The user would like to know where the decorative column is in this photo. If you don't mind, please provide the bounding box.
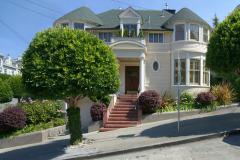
[139,53,145,93]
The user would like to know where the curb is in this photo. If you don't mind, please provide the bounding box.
[67,129,240,160]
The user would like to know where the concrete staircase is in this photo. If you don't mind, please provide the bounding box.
[100,94,139,132]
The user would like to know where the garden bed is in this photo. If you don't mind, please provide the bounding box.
[0,125,66,149]
[142,103,239,124]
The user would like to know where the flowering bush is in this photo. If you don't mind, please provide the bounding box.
[0,107,26,133]
[195,92,216,105]
[137,90,162,114]
[90,103,106,121]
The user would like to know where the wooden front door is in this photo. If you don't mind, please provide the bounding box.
[125,66,139,93]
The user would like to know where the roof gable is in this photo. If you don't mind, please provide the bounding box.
[119,7,141,18]
[55,7,103,25]
[163,8,210,28]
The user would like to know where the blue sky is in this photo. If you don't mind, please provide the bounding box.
[0,0,239,58]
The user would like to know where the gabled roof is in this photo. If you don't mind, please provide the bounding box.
[96,9,173,30]
[163,8,210,28]
[55,7,103,25]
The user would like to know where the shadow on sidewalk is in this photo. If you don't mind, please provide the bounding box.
[0,138,69,160]
[223,135,240,147]
[139,113,240,138]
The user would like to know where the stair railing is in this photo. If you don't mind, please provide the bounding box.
[103,94,117,127]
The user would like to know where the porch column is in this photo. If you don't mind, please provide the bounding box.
[139,53,145,93]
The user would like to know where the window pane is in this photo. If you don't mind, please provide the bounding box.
[99,32,112,42]
[124,24,137,37]
[174,59,186,85]
[159,33,163,43]
[175,24,185,41]
[149,33,154,43]
[74,23,84,29]
[189,59,200,85]
[203,28,208,43]
[154,34,158,43]
[190,24,199,41]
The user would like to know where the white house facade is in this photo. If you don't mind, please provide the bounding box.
[0,54,21,76]
[54,7,211,98]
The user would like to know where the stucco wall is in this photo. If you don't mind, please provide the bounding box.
[144,53,171,95]
[76,97,94,132]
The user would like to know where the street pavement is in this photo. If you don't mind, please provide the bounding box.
[0,106,240,160]
[95,134,240,160]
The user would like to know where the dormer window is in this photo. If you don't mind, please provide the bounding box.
[190,24,199,41]
[61,23,69,28]
[175,24,185,41]
[74,23,84,30]
[123,24,137,37]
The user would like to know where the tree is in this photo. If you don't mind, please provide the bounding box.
[212,14,219,28]
[0,78,13,103]
[22,27,120,144]
[7,75,25,102]
[206,9,240,74]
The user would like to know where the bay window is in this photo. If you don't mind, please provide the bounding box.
[189,59,200,85]
[123,24,137,37]
[174,59,186,85]
[190,24,199,41]
[175,24,185,41]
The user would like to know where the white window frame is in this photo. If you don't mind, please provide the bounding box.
[174,59,186,85]
[189,59,201,85]
[189,24,200,41]
[152,60,160,72]
[203,60,210,86]
[148,32,164,43]
[203,27,209,43]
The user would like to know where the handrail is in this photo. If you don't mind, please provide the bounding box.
[103,94,117,127]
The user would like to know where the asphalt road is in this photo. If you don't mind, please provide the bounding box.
[94,135,240,160]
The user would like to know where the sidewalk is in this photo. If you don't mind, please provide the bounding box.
[0,106,240,160]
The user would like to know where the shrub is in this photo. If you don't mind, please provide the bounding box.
[90,103,106,121]
[180,92,194,104]
[211,82,236,105]
[90,95,111,106]
[0,73,11,81]
[20,100,62,125]
[7,76,25,102]
[195,92,216,105]
[0,107,26,133]
[0,78,13,103]
[137,90,162,114]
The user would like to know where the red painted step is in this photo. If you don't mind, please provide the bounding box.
[106,121,138,124]
[104,124,135,128]
[108,117,138,121]
[109,113,137,118]
[99,128,117,132]
[111,108,136,111]
[111,110,137,114]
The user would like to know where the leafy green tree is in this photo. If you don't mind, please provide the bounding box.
[206,8,240,99]
[212,14,219,28]
[7,75,25,102]
[207,9,240,74]
[0,78,13,103]
[22,27,120,144]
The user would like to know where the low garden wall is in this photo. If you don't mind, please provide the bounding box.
[0,125,66,149]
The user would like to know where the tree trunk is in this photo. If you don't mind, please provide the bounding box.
[66,96,82,145]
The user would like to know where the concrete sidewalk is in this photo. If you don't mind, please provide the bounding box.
[0,106,240,160]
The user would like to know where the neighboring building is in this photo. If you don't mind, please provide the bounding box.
[0,54,21,75]
[54,6,211,97]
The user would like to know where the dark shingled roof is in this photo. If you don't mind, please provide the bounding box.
[163,8,211,28]
[96,9,173,30]
[55,7,103,25]
[55,7,210,30]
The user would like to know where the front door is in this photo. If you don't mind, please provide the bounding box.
[125,66,139,93]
